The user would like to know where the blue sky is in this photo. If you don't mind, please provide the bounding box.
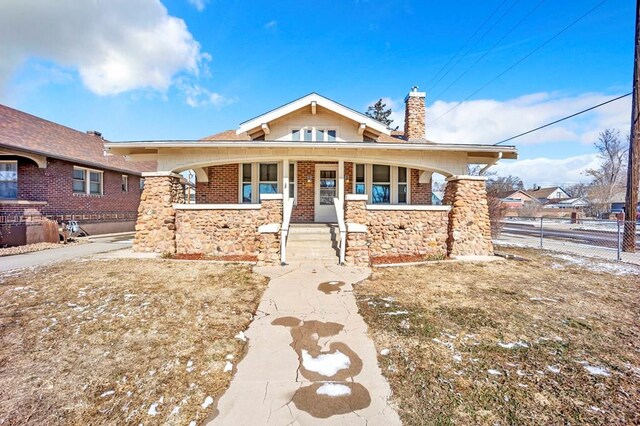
[0,0,635,186]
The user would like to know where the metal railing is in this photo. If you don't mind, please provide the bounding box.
[333,198,346,265]
[497,216,640,264]
[280,198,295,265]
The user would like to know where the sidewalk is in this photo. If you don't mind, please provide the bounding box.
[209,261,401,425]
[0,236,135,273]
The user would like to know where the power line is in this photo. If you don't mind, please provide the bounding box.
[428,0,520,92]
[433,0,547,101]
[493,92,632,145]
[427,0,609,127]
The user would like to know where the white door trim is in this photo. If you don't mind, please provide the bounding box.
[314,164,338,223]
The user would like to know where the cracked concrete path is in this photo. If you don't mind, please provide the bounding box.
[208,261,401,425]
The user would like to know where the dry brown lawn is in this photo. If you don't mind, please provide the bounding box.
[0,259,268,425]
[354,247,640,425]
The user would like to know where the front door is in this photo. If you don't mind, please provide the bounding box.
[314,164,338,222]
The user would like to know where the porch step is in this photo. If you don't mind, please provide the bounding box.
[285,223,339,263]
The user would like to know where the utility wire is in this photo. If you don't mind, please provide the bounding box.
[433,0,547,101]
[429,0,521,92]
[428,0,609,127]
[494,92,631,145]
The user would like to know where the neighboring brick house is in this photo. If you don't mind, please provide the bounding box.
[107,88,518,265]
[0,104,155,246]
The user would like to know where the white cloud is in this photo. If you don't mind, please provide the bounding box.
[264,20,278,30]
[188,0,208,11]
[491,153,601,186]
[0,0,205,96]
[425,92,631,145]
[177,80,236,108]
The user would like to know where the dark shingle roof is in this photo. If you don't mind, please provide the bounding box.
[0,104,155,174]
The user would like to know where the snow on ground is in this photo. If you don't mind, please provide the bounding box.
[498,341,529,349]
[380,349,390,356]
[316,382,352,397]
[552,253,640,275]
[583,365,611,377]
[301,350,351,377]
[382,310,409,316]
[201,396,214,409]
[234,331,246,341]
[487,369,503,376]
[224,361,233,372]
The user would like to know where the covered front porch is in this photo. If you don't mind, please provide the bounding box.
[107,140,515,265]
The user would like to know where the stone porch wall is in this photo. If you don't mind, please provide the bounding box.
[133,173,185,254]
[174,198,282,265]
[344,175,493,265]
[443,176,493,257]
[344,195,449,265]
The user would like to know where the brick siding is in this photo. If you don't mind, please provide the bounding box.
[1,157,143,225]
[410,169,432,205]
[196,164,239,204]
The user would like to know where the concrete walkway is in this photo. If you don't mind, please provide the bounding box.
[0,235,135,273]
[209,261,401,425]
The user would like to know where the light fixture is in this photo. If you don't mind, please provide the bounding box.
[345,174,350,183]
[306,175,313,183]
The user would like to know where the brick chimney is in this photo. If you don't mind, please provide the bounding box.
[404,86,426,140]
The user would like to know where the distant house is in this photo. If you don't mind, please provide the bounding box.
[528,186,570,202]
[499,189,539,209]
[0,104,155,246]
[544,197,590,209]
[432,191,444,206]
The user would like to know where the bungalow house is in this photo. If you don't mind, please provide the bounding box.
[528,186,570,203]
[106,88,518,265]
[499,189,540,209]
[0,104,155,246]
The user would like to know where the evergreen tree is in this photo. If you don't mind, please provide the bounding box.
[365,98,395,128]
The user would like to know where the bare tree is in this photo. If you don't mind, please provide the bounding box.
[585,129,628,214]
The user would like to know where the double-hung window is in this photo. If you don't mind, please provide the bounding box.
[259,163,278,197]
[288,163,296,201]
[372,165,391,204]
[122,175,129,192]
[397,167,408,204]
[0,161,18,199]
[354,164,365,194]
[73,166,103,195]
[241,163,252,203]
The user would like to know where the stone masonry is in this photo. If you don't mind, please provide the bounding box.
[174,198,283,265]
[345,195,448,265]
[404,88,426,140]
[444,176,493,257]
[133,173,185,254]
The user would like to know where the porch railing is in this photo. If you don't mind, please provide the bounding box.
[333,197,346,265]
[280,197,295,265]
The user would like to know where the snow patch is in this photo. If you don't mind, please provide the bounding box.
[224,361,233,372]
[234,331,247,341]
[552,254,640,276]
[301,350,351,377]
[382,310,409,316]
[487,369,503,376]
[202,396,214,409]
[498,341,529,349]
[547,365,561,374]
[380,348,390,356]
[316,382,352,397]
[100,390,114,397]
[584,365,611,377]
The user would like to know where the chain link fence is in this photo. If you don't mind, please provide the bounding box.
[495,216,640,265]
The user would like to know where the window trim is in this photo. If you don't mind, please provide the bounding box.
[0,160,18,200]
[354,164,411,205]
[238,162,282,203]
[289,126,339,141]
[371,164,392,204]
[288,162,297,204]
[73,166,103,195]
[121,174,129,192]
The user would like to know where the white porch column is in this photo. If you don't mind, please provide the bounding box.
[282,159,289,205]
[338,159,345,202]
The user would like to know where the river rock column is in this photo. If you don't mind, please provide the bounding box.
[133,172,185,254]
[257,194,283,266]
[444,175,493,257]
[344,194,370,266]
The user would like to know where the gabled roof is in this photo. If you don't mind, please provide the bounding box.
[500,189,539,202]
[236,92,391,136]
[528,186,568,199]
[0,104,155,174]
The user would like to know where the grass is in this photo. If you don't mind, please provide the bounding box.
[354,247,640,425]
[0,258,268,425]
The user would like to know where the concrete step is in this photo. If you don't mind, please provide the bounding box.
[287,246,338,255]
[288,224,336,234]
[287,233,334,242]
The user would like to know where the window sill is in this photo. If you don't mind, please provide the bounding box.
[366,204,452,212]
[0,199,48,205]
[73,192,104,198]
